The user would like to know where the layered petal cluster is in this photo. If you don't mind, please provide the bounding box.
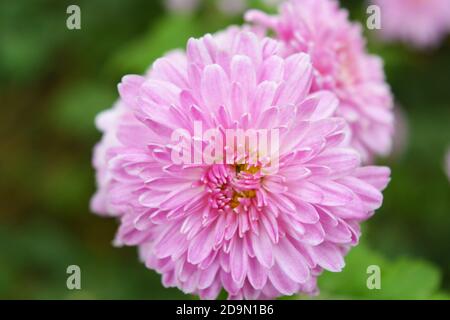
[91,102,145,216]
[372,0,450,48]
[92,29,391,299]
[246,0,394,162]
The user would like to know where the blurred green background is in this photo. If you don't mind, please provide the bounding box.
[0,0,449,299]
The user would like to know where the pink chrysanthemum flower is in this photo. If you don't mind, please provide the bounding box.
[372,0,450,48]
[245,0,394,162]
[92,29,391,299]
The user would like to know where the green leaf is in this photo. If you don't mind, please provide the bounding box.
[379,259,441,299]
[317,243,445,300]
[318,243,388,299]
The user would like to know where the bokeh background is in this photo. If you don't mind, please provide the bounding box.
[0,0,449,299]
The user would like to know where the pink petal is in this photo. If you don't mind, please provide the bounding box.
[267,262,299,295]
[250,230,274,268]
[274,237,310,283]
[308,242,345,272]
[201,64,230,111]
[247,257,268,290]
[188,226,215,264]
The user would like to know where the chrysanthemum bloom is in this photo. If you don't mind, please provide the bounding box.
[372,0,450,48]
[245,0,394,162]
[92,29,391,299]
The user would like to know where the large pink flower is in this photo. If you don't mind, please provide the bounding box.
[372,0,450,48]
[246,0,394,162]
[92,29,391,299]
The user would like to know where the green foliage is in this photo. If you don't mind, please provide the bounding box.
[49,81,116,141]
[109,15,203,75]
[318,243,446,299]
[0,222,192,299]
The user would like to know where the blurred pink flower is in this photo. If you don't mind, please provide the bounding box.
[165,0,248,16]
[246,0,394,162]
[446,150,450,181]
[217,0,247,15]
[263,0,284,6]
[390,106,409,160]
[372,0,450,48]
[92,29,391,299]
[165,0,201,13]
